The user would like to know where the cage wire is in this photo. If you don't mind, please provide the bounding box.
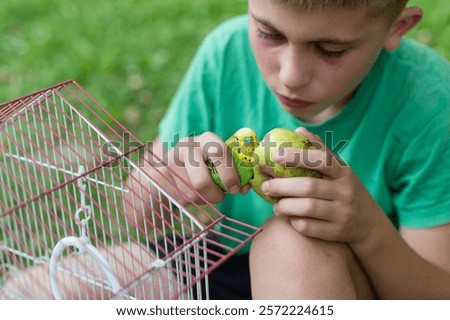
[0,80,261,300]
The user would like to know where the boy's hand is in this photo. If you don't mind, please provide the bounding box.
[166,132,249,205]
[261,127,380,244]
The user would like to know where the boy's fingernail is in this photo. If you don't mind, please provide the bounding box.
[296,127,310,134]
[229,185,240,194]
[261,181,269,194]
[272,152,282,161]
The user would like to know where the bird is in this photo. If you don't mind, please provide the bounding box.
[208,127,259,192]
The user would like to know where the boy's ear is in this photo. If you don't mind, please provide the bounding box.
[383,6,423,51]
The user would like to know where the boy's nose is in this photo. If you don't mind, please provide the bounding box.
[279,47,312,90]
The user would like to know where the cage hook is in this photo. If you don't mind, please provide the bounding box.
[49,165,123,299]
[74,166,91,240]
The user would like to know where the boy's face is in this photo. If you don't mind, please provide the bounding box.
[248,0,394,123]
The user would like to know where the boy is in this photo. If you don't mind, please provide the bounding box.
[127,0,450,299]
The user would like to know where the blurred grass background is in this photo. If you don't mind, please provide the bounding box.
[0,0,449,141]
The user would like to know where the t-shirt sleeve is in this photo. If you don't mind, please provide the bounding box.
[158,31,219,149]
[392,108,450,228]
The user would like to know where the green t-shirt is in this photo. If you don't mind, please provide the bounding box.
[159,15,450,252]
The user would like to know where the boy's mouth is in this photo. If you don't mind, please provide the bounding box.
[276,94,314,109]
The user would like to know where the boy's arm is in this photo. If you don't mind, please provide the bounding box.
[401,224,450,274]
[264,127,450,299]
[123,134,243,231]
[350,209,450,299]
[123,137,172,230]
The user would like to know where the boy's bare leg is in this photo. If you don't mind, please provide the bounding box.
[250,216,375,299]
[1,242,178,300]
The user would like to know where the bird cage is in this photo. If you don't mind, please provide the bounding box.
[0,80,260,300]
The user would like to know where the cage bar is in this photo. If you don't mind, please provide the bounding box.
[0,80,260,300]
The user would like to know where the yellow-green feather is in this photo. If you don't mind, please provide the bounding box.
[209,128,259,192]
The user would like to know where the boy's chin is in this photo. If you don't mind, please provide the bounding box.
[279,104,318,122]
[280,103,339,124]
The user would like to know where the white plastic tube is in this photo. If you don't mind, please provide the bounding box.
[49,236,122,299]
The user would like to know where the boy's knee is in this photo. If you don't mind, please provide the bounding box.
[252,216,298,248]
[250,216,374,299]
[251,216,351,264]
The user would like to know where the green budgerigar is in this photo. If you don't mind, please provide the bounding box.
[208,127,259,192]
[250,128,322,203]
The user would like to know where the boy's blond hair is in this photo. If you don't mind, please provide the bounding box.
[274,0,408,21]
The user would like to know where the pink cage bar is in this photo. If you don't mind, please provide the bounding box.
[0,80,261,300]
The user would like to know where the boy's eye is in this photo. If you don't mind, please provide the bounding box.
[315,45,348,60]
[256,28,284,41]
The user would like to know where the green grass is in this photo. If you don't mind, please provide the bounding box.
[0,0,448,141]
[0,0,248,140]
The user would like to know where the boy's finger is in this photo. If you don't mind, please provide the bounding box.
[240,184,252,194]
[295,127,325,150]
[262,176,336,200]
[180,144,225,203]
[196,133,241,194]
[295,127,348,167]
[272,147,345,178]
[274,197,334,222]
